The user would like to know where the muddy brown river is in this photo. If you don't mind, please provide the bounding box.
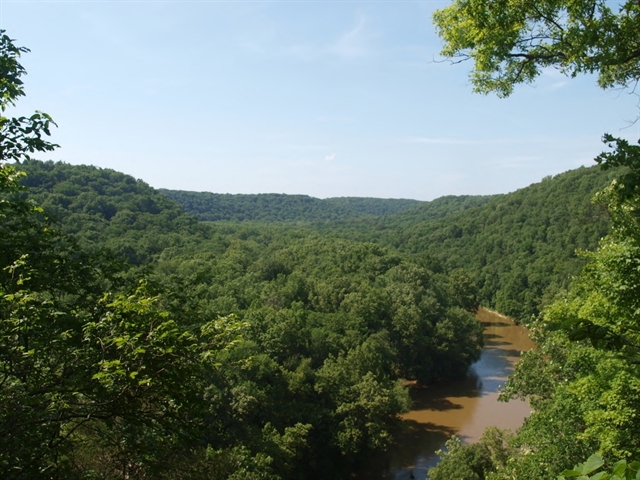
[356,308,534,479]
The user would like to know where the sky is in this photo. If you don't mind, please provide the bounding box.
[2,0,639,201]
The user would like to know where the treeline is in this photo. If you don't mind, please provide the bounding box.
[427,171,640,479]
[7,159,634,480]
[19,160,208,265]
[161,168,616,324]
[10,158,620,480]
[426,2,640,476]
[159,189,422,222]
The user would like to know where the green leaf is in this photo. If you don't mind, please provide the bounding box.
[612,460,627,476]
[561,470,583,477]
[628,461,640,471]
[582,454,605,475]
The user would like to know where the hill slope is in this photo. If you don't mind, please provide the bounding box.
[17,160,618,321]
[369,166,619,319]
[17,160,209,264]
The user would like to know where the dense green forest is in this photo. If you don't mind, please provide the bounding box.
[4,0,640,476]
[362,167,617,321]
[2,41,488,476]
[6,155,621,479]
[18,158,617,325]
[5,160,484,478]
[7,157,622,479]
[159,190,422,222]
[164,167,617,323]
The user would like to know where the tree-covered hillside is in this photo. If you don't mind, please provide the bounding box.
[16,160,211,265]
[159,189,422,222]
[19,160,617,324]
[424,1,640,478]
[333,167,617,321]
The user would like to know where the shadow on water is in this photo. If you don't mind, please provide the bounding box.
[483,333,505,340]
[481,321,512,327]
[352,420,456,480]
[484,335,523,348]
[410,371,483,411]
[356,308,534,480]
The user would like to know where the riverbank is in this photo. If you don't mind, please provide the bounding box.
[356,308,534,480]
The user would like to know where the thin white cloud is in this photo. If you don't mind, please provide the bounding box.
[538,67,571,91]
[403,136,574,146]
[439,173,468,183]
[328,14,371,59]
[281,43,319,62]
[405,137,482,145]
[489,155,544,169]
[317,115,355,124]
[550,80,570,90]
[288,159,318,167]
[244,13,375,62]
[288,153,337,167]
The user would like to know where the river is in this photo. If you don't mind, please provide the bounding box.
[356,308,534,479]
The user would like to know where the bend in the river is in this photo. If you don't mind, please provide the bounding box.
[356,308,534,480]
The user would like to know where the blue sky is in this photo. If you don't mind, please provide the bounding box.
[3,0,638,200]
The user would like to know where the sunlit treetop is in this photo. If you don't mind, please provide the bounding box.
[433,0,640,97]
[0,30,57,164]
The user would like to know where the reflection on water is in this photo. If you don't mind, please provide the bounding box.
[356,308,534,480]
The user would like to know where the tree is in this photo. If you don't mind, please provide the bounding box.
[433,0,640,358]
[433,0,640,97]
[0,31,57,163]
[558,452,640,480]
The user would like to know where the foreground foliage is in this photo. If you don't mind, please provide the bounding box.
[433,0,640,97]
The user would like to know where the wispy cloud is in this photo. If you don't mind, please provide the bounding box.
[538,67,571,91]
[287,159,319,167]
[242,13,375,62]
[288,152,338,167]
[328,14,372,59]
[405,137,484,145]
[403,136,569,146]
[489,155,544,169]
[317,115,355,124]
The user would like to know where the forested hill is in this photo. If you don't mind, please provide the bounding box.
[16,160,210,265]
[17,160,619,323]
[158,189,423,222]
[348,166,619,321]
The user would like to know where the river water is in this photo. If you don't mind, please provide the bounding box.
[357,308,534,479]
